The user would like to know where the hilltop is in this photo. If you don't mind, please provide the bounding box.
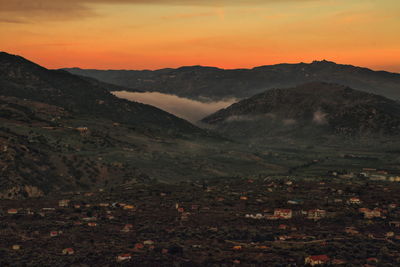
[201,82,400,143]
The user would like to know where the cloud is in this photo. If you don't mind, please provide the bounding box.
[0,1,96,22]
[0,18,27,24]
[0,0,315,22]
[112,91,236,123]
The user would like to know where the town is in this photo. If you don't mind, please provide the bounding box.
[1,172,400,266]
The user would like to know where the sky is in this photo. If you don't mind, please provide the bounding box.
[1,0,399,72]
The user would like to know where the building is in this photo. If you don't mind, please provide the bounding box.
[305,255,330,266]
[177,207,184,213]
[359,208,382,219]
[287,200,301,205]
[307,209,327,220]
[332,259,347,265]
[274,209,293,219]
[76,127,89,135]
[123,205,135,210]
[181,212,191,221]
[116,254,132,262]
[265,215,280,220]
[370,175,387,181]
[349,197,362,204]
[278,224,288,230]
[389,176,400,182]
[143,240,154,245]
[7,209,18,214]
[245,213,264,219]
[62,248,74,255]
[389,221,400,228]
[345,227,359,235]
[134,243,144,250]
[121,224,133,233]
[50,231,61,237]
[58,200,70,207]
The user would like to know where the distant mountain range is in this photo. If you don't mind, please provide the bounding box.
[201,82,400,143]
[64,60,400,101]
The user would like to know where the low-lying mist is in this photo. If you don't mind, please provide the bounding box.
[112,91,237,123]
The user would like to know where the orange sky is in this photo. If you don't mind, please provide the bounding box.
[1,0,399,72]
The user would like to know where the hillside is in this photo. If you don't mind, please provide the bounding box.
[201,82,400,143]
[1,94,300,199]
[1,52,298,198]
[64,60,400,101]
[0,52,199,136]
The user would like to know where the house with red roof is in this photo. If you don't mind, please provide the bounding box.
[50,231,61,237]
[62,248,74,255]
[7,209,18,215]
[305,255,330,266]
[274,209,293,219]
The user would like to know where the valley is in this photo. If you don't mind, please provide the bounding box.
[2,52,400,266]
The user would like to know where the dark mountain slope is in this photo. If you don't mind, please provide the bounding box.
[0,95,289,199]
[64,60,400,100]
[1,52,292,198]
[0,96,148,199]
[0,52,199,135]
[201,82,400,142]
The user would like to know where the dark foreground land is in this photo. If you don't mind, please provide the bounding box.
[1,176,400,266]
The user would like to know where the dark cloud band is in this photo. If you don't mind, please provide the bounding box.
[0,0,306,22]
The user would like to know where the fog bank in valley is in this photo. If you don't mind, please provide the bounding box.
[112,91,237,123]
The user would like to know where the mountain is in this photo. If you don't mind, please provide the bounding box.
[64,60,400,101]
[1,52,289,199]
[0,94,288,199]
[201,82,400,143]
[0,52,199,135]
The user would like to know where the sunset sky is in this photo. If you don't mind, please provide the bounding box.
[1,0,399,72]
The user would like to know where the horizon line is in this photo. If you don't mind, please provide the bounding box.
[59,60,399,74]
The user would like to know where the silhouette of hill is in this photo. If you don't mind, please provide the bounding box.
[201,82,400,142]
[64,60,400,100]
[0,52,199,135]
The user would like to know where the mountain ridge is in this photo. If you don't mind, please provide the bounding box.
[63,60,400,101]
